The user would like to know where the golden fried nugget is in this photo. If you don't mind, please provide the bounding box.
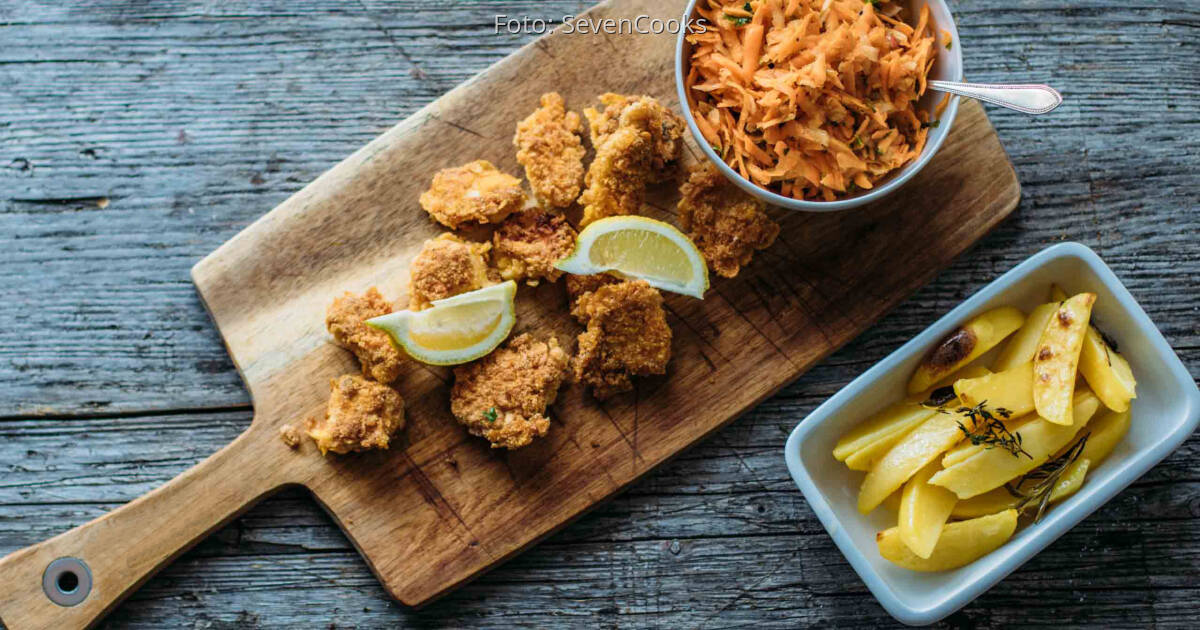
[578,97,688,226]
[419,160,526,228]
[564,273,621,315]
[584,93,685,182]
[578,125,654,226]
[409,233,495,310]
[514,92,586,208]
[450,333,570,449]
[492,209,578,285]
[326,288,403,383]
[571,280,672,400]
[678,164,781,278]
[307,374,405,455]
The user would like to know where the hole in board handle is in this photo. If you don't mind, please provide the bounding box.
[42,557,92,607]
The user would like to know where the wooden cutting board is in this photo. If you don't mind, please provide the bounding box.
[0,1,1019,627]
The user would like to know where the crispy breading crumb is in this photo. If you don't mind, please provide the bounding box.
[493,210,578,285]
[571,280,672,400]
[450,333,570,449]
[307,374,406,455]
[279,424,302,449]
[584,93,685,182]
[564,273,622,315]
[409,233,496,310]
[678,164,781,278]
[514,92,586,208]
[419,160,526,229]
[326,288,403,383]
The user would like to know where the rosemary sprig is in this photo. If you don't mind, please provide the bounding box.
[955,401,1029,459]
[1005,432,1090,524]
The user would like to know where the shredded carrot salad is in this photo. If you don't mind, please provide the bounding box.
[685,0,940,201]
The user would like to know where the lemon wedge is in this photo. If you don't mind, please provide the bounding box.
[554,216,709,298]
[367,281,516,366]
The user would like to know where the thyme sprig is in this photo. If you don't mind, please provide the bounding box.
[1004,432,1090,523]
[955,401,1030,459]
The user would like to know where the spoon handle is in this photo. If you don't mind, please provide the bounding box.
[929,80,1063,115]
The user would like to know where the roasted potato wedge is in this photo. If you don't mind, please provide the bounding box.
[1079,326,1137,412]
[1060,408,1130,465]
[907,307,1025,394]
[858,402,972,513]
[876,509,1018,572]
[941,415,1037,469]
[898,461,958,559]
[844,427,918,471]
[1051,286,1136,412]
[903,365,992,404]
[929,390,1101,499]
[992,301,1060,371]
[834,403,937,462]
[1032,293,1096,425]
[951,458,1090,519]
[953,362,1035,417]
[881,489,902,513]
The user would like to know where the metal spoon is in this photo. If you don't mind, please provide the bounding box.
[929,80,1063,115]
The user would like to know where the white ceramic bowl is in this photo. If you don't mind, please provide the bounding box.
[783,242,1200,625]
[674,0,963,212]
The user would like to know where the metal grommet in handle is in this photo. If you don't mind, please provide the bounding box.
[42,557,92,607]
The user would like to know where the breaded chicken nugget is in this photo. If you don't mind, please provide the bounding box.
[564,273,621,315]
[514,93,586,208]
[577,124,654,226]
[419,160,526,228]
[493,209,578,285]
[326,288,403,383]
[571,280,672,400]
[578,97,688,226]
[678,164,781,278]
[584,93,686,182]
[307,374,405,455]
[450,333,570,449]
[409,233,495,310]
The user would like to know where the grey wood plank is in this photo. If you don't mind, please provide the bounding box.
[0,0,1197,628]
[0,406,1195,628]
[0,0,1196,415]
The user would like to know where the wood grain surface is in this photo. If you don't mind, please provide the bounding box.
[0,0,1020,623]
[0,1,1196,628]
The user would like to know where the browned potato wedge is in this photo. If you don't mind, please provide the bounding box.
[992,301,1060,371]
[907,307,1025,394]
[877,509,1018,571]
[1033,293,1096,425]
[1052,286,1136,412]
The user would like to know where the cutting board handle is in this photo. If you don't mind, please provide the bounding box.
[0,424,290,630]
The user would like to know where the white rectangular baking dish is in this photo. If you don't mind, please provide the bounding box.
[783,242,1200,625]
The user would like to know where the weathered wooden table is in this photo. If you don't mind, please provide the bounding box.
[1,1,1196,627]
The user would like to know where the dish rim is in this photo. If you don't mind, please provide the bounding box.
[782,241,1200,625]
